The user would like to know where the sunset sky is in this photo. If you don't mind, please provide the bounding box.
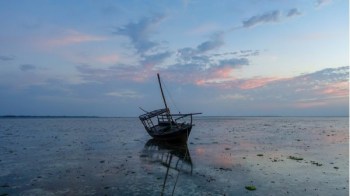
[0,0,348,116]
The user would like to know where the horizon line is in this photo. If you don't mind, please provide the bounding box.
[0,115,348,118]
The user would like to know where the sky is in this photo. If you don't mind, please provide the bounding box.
[0,0,348,117]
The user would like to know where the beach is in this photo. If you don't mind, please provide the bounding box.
[0,117,348,195]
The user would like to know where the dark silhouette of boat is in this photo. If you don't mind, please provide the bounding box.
[139,73,201,142]
[140,139,193,195]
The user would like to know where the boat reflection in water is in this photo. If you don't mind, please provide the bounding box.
[140,139,193,196]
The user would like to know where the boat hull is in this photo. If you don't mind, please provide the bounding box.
[147,126,192,143]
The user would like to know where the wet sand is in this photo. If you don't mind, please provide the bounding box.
[0,117,348,195]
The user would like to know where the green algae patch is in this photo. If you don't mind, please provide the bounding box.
[288,156,303,161]
[245,185,256,191]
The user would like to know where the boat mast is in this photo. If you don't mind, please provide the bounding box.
[157,73,169,112]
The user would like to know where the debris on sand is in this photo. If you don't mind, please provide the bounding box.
[288,156,303,161]
[310,161,322,166]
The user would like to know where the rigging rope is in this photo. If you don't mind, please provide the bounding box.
[161,77,181,114]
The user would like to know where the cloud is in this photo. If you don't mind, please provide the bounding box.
[176,47,197,62]
[106,90,143,99]
[321,81,348,97]
[205,66,348,115]
[296,66,349,83]
[219,93,248,101]
[172,32,228,71]
[141,51,173,67]
[95,54,120,64]
[315,0,333,7]
[73,52,169,84]
[161,31,253,84]
[286,8,302,18]
[177,32,224,59]
[242,10,280,28]
[19,64,36,71]
[212,67,235,78]
[196,66,348,96]
[197,32,224,53]
[76,64,122,82]
[238,77,281,89]
[0,55,14,61]
[166,56,250,86]
[76,63,150,83]
[63,52,125,66]
[218,58,249,67]
[239,50,260,57]
[109,17,254,84]
[45,30,107,47]
[75,17,254,85]
[271,67,348,99]
[239,8,303,29]
[113,14,166,54]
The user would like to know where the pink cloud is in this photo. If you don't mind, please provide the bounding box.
[320,81,349,97]
[294,81,349,109]
[193,67,236,86]
[195,74,282,90]
[95,54,120,64]
[213,67,234,78]
[44,30,107,47]
[239,77,280,89]
[195,79,207,86]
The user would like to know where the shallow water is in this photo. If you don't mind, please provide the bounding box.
[0,117,348,195]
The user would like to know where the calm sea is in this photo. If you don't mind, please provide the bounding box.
[0,117,348,195]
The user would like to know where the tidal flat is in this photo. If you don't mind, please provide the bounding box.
[0,117,348,195]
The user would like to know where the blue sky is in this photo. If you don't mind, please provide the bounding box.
[0,0,348,116]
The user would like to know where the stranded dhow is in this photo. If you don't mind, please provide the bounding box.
[139,73,201,142]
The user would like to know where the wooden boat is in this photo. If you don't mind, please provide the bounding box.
[139,73,201,142]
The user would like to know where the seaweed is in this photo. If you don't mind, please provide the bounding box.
[245,185,256,191]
